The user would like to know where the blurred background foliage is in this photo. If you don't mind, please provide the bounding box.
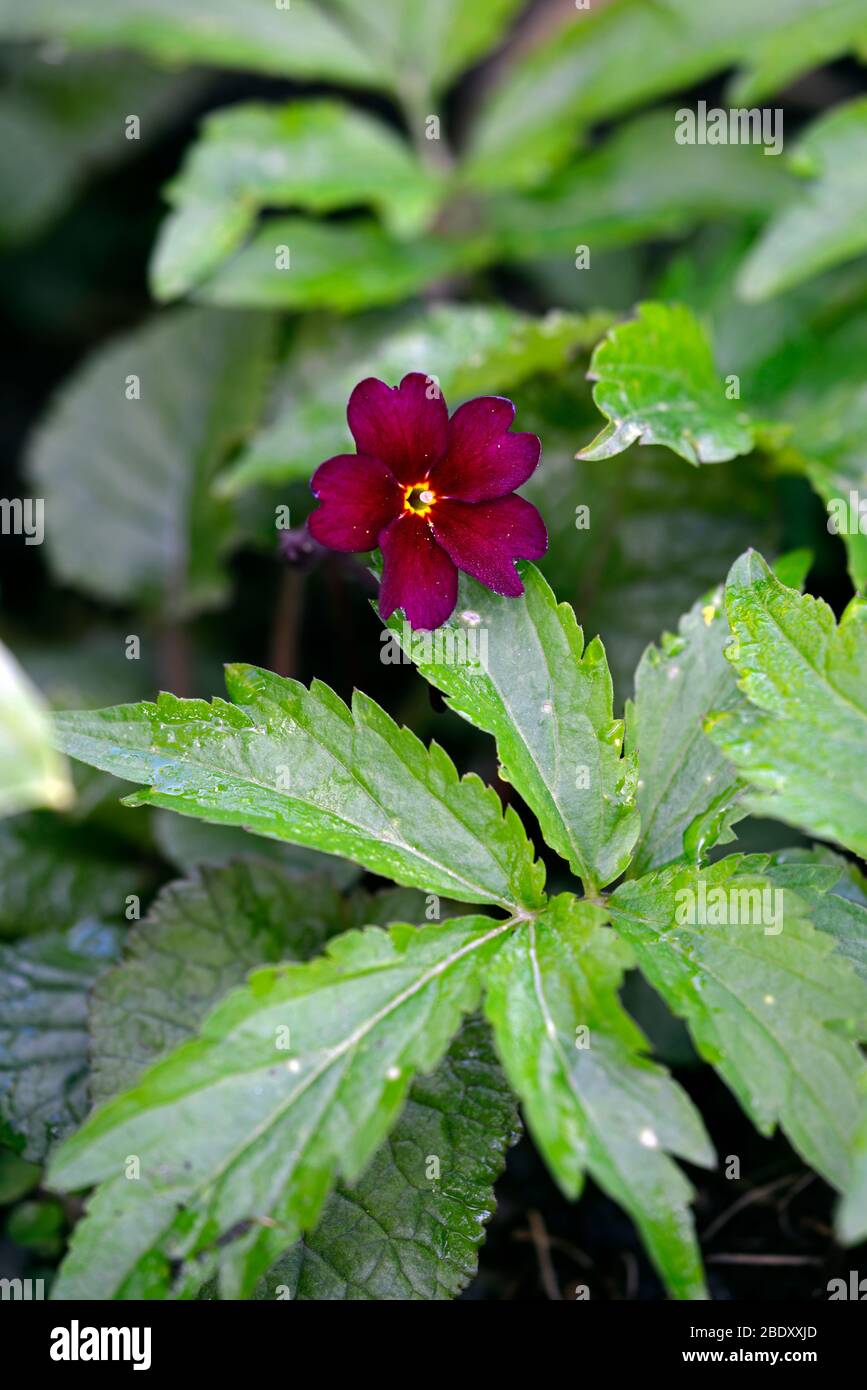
[1,0,867,1297]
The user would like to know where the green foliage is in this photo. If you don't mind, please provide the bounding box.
[707,552,867,857]
[26,308,276,617]
[48,913,508,1298]
[626,583,745,877]
[609,856,867,1190]
[578,302,755,465]
[486,110,792,262]
[54,664,546,913]
[0,51,202,244]
[151,101,442,300]
[2,0,866,1306]
[79,862,516,1299]
[384,563,639,892]
[257,1017,518,1301]
[464,0,867,189]
[0,0,386,89]
[0,815,148,938]
[0,921,121,1161]
[738,99,867,301]
[484,895,713,1299]
[190,215,482,312]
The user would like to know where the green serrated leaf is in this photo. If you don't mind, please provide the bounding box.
[765,849,867,984]
[64,863,509,1299]
[706,550,867,858]
[384,563,638,892]
[54,663,545,913]
[48,913,510,1298]
[246,1016,518,1301]
[627,584,745,876]
[151,100,441,301]
[578,302,755,466]
[219,303,607,497]
[0,921,121,1162]
[26,308,276,618]
[0,641,72,819]
[484,894,713,1299]
[609,855,867,1190]
[738,98,867,302]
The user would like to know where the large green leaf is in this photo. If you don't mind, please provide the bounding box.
[48,913,510,1298]
[0,921,121,1162]
[464,0,867,190]
[384,563,639,893]
[256,1016,517,1300]
[577,302,755,465]
[486,110,792,263]
[191,215,484,313]
[626,584,745,877]
[218,303,607,497]
[738,99,867,301]
[484,894,713,1299]
[0,0,384,89]
[706,551,867,858]
[79,863,513,1300]
[0,641,71,818]
[609,855,867,1190]
[0,814,148,939]
[26,308,275,617]
[54,663,546,913]
[151,100,441,301]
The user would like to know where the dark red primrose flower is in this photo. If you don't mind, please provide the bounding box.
[308,372,547,629]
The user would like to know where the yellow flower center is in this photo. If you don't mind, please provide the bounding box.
[403,482,437,516]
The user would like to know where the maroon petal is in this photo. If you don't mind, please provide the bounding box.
[429,396,541,501]
[308,453,402,551]
[378,512,458,630]
[347,373,449,486]
[430,494,547,596]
